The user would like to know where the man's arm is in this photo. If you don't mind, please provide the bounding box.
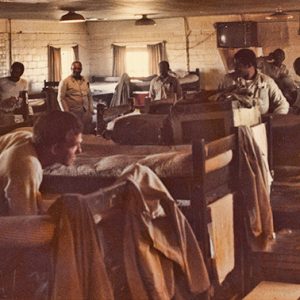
[175,78,183,100]
[5,158,42,215]
[57,80,69,111]
[149,78,156,100]
[87,82,94,113]
[218,73,237,91]
[268,78,290,114]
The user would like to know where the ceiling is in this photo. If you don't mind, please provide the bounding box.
[1,0,300,22]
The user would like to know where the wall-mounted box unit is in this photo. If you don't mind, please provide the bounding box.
[215,21,259,48]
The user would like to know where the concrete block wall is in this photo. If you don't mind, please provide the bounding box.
[87,15,300,90]
[0,16,300,91]
[86,18,187,76]
[87,16,242,90]
[0,20,88,92]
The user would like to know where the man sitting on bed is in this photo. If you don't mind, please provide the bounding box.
[219,48,289,114]
[149,60,182,102]
[0,111,83,216]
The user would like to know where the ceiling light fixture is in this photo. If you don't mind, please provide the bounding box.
[60,11,85,23]
[265,8,293,21]
[135,14,156,26]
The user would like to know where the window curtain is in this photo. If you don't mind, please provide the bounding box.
[112,45,126,76]
[73,45,79,61]
[147,41,167,75]
[48,46,62,81]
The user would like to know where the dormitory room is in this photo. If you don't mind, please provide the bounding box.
[2,1,300,299]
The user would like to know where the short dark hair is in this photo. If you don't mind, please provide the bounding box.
[11,62,25,73]
[159,60,170,70]
[294,57,300,76]
[234,49,257,68]
[32,111,83,147]
[71,61,82,68]
[273,48,285,61]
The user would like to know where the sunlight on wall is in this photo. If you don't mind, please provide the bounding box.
[125,47,149,77]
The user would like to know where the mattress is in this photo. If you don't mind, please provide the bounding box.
[43,134,232,180]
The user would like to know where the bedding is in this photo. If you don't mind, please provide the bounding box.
[90,81,119,95]
[90,69,200,107]
[43,134,233,180]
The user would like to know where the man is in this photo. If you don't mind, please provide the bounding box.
[290,57,300,111]
[149,60,182,102]
[220,48,289,114]
[0,111,83,216]
[294,57,300,77]
[257,48,289,80]
[57,61,94,133]
[0,62,28,124]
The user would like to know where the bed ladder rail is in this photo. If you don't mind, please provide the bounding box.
[189,133,243,299]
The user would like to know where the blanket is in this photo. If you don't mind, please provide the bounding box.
[47,164,210,299]
[239,126,274,250]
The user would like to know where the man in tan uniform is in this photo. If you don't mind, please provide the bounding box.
[57,61,94,133]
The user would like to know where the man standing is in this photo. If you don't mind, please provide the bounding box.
[0,62,28,124]
[0,111,83,216]
[57,61,94,133]
[220,48,289,115]
[149,60,182,102]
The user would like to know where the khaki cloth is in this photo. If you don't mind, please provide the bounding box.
[239,126,274,250]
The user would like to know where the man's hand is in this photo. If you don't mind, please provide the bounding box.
[0,96,19,112]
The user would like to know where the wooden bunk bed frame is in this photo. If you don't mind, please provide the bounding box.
[0,129,243,299]
[3,118,300,299]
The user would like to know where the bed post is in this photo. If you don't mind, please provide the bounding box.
[191,139,212,273]
[96,103,107,135]
[262,115,273,177]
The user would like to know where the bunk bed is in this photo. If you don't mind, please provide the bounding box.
[4,119,300,299]
[89,68,201,107]
[0,128,242,299]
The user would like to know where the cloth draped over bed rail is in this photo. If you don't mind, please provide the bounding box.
[0,122,275,299]
[0,164,210,299]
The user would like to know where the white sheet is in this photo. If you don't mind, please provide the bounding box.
[90,82,118,94]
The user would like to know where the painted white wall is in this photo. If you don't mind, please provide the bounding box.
[0,20,88,92]
[0,16,299,91]
[87,15,300,90]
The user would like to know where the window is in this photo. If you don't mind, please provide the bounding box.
[125,47,149,77]
[61,47,76,79]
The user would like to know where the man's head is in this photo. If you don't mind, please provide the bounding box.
[233,49,257,80]
[33,111,83,166]
[272,48,285,66]
[10,62,25,82]
[294,57,300,76]
[71,61,83,79]
[159,61,170,77]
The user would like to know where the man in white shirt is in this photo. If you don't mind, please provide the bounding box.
[57,61,94,133]
[0,62,28,124]
[149,61,182,102]
[220,49,289,115]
